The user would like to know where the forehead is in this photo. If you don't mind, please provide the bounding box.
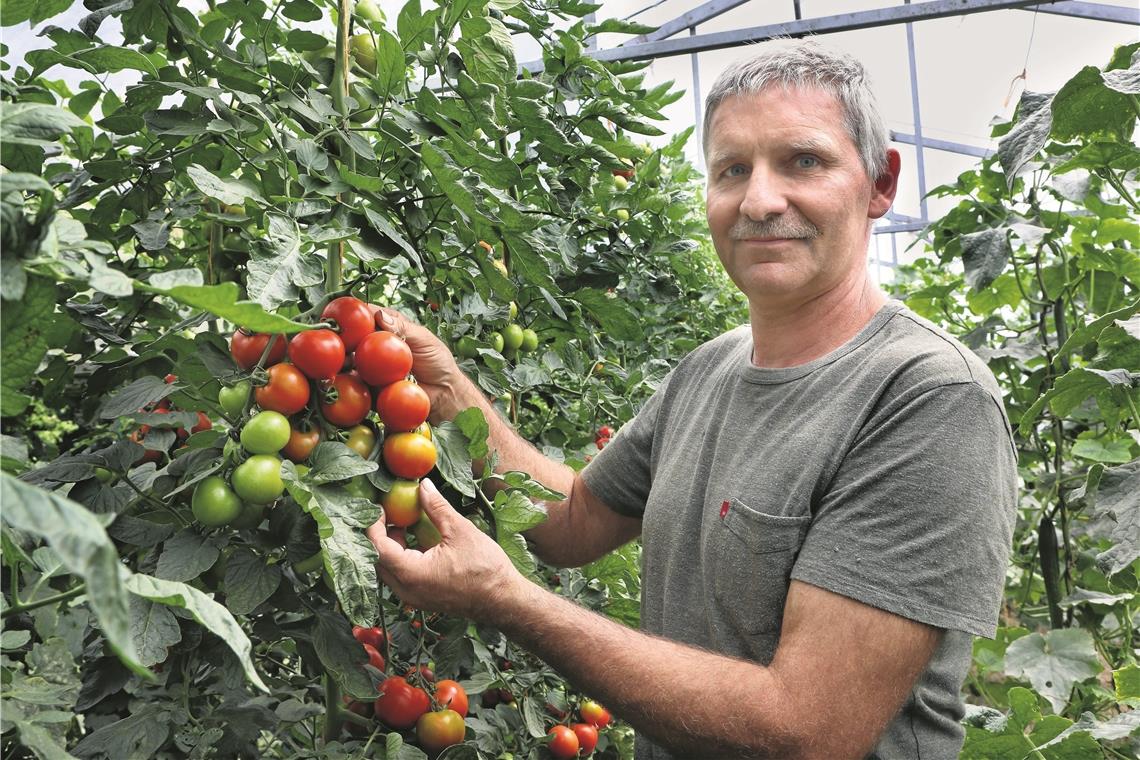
[705,86,851,153]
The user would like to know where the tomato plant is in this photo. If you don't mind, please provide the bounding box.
[374,676,430,730]
[416,709,466,754]
[255,363,312,416]
[320,373,372,428]
[289,329,347,381]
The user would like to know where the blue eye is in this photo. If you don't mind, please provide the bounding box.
[725,164,747,177]
[795,155,819,169]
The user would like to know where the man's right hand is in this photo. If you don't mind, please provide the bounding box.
[375,308,485,423]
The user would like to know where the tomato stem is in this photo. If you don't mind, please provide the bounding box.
[2,584,86,620]
[322,673,343,743]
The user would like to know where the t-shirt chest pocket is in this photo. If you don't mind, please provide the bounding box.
[706,498,811,636]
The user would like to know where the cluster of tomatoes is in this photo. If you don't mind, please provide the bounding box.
[547,699,612,758]
[128,375,212,465]
[344,625,469,754]
[593,425,613,451]
[190,295,439,530]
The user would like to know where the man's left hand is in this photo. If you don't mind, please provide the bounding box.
[366,478,523,621]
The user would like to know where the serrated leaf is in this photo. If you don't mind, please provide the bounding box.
[497,530,536,578]
[0,102,86,144]
[0,474,144,675]
[960,228,1012,291]
[73,46,159,76]
[996,91,1053,188]
[311,608,375,699]
[492,490,547,536]
[454,406,489,461]
[141,281,311,333]
[1052,65,1136,142]
[1085,459,1140,575]
[70,705,171,760]
[155,530,220,582]
[124,573,268,691]
[572,287,643,341]
[222,548,282,615]
[247,214,324,312]
[1020,367,1135,435]
[495,471,564,501]
[96,377,173,420]
[432,421,476,498]
[128,595,181,666]
[306,442,379,483]
[363,207,420,267]
[0,0,75,27]
[1,275,54,417]
[1004,628,1101,713]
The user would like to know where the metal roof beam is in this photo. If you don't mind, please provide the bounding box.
[628,0,753,44]
[522,1,1063,71]
[1020,2,1139,24]
[891,131,993,159]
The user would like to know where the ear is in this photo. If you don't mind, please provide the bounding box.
[868,149,901,220]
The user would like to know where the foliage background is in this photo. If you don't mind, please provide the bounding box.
[0,0,1137,757]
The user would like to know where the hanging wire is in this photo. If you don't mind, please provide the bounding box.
[1003,4,1040,108]
[624,0,672,21]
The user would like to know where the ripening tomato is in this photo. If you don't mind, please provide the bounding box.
[282,425,320,462]
[416,709,465,755]
[434,680,468,718]
[240,410,291,454]
[362,642,385,670]
[414,422,432,440]
[254,364,310,416]
[375,380,430,432]
[322,296,376,351]
[345,424,377,458]
[289,329,346,381]
[547,725,579,759]
[230,454,285,504]
[383,433,436,480]
[571,723,599,755]
[354,331,413,386]
[411,510,442,549]
[231,330,286,370]
[381,479,421,527]
[321,373,372,428]
[579,700,611,729]
[192,476,243,527]
[352,625,385,650]
[374,676,430,730]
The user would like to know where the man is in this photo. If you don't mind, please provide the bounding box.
[367,40,1017,759]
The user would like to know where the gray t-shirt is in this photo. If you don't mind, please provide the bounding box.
[581,300,1018,759]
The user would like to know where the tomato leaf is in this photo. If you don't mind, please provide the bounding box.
[223,548,283,615]
[311,608,376,699]
[0,275,54,417]
[432,421,477,498]
[155,530,222,583]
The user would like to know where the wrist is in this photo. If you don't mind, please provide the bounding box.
[429,370,491,423]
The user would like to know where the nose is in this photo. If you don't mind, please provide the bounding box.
[738,166,789,222]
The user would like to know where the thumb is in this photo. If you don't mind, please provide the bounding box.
[418,478,459,537]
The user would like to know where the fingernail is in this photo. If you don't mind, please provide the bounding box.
[420,478,438,495]
[378,311,393,327]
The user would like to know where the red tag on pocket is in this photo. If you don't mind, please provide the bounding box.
[719,500,730,519]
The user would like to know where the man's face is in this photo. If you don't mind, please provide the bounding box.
[705,86,897,307]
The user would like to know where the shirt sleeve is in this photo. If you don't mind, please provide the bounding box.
[791,380,1018,638]
[578,374,673,519]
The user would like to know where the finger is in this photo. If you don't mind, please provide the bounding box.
[368,519,415,571]
[418,478,460,537]
[377,307,432,347]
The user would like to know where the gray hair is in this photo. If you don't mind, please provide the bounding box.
[702,39,890,179]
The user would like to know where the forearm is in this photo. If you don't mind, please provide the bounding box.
[495,579,804,757]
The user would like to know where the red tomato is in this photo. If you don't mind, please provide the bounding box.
[434,680,468,718]
[354,331,413,386]
[190,412,212,434]
[254,364,310,416]
[383,433,437,480]
[352,625,385,650]
[382,479,422,527]
[579,700,611,729]
[231,330,286,370]
[596,425,613,438]
[571,723,598,755]
[362,642,385,670]
[322,296,376,351]
[375,380,430,432]
[342,695,373,737]
[320,373,372,428]
[289,329,346,381]
[547,725,579,759]
[405,664,435,683]
[374,676,430,730]
[282,425,320,462]
[416,709,465,754]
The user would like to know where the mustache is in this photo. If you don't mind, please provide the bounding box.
[729,215,819,240]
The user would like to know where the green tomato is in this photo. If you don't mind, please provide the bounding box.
[612,174,629,191]
[344,474,379,501]
[229,500,265,530]
[502,324,524,351]
[456,336,479,360]
[615,208,630,223]
[218,381,251,419]
[354,0,385,23]
[411,510,442,549]
[231,455,285,504]
[508,301,518,321]
[240,410,291,454]
[351,33,377,74]
[520,328,539,353]
[488,331,505,353]
[192,476,244,527]
[93,466,114,483]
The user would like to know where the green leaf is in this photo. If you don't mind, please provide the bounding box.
[996,91,1053,188]
[1055,298,1140,361]
[1114,663,1140,705]
[185,164,265,206]
[311,608,375,699]
[497,531,536,579]
[72,46,160,77]
[285,29,329,52]
[454,406,490,461]
[128,595,182,666]
[421,142,478,223]
[246,214,324,312]
[960,228,1012,291]
[155,530,220,583]
[306,442,378,484]
[70,705,172,760]
[96,376,172,420]
[1019,367,1136,435]
[1,275,54,417]
[494,471,564,501]
[572,287,644,341]
[432,421,477,498]
[123,573,269,692]
[492,490,547,535]
[1004,628,1102,713]
[0,474,144,675]
[222,547,282,615]
[0,102,85,145]
[397,0,435,53]
[586,18,656,35]
[363,207,421,267]
[0,0,75,27]
[1085,459,1140,575]
[141,281,311,333]
[370,28,405,99]
[1071,437,1134,463]
[1052,65,1136,142]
